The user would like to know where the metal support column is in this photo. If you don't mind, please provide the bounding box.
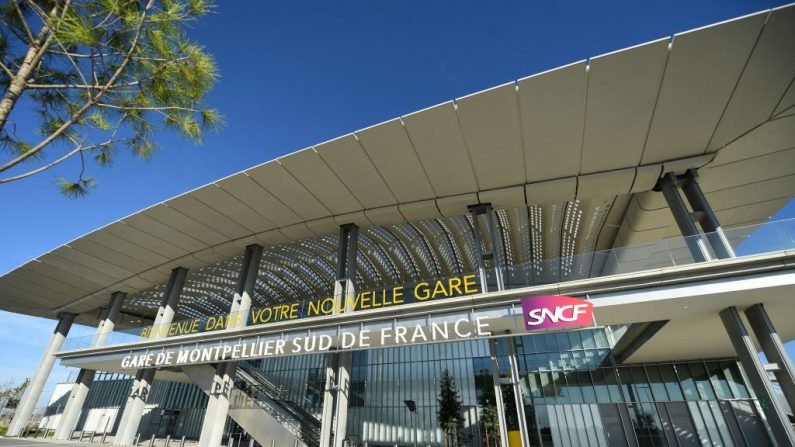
[336,223,359,282]
[198,245,262,447]
[488,339,509,447]
[657,173,712,263]
[680,169,735,259]
[469,203,505,293]
[506,338,530,447]
[115,268,187,446]
[333,350,352,447]
[719,306,795,445]
[319,224,359,447]
[745,303,795,414]
[7,313,76,436]
[54,292,126,440]
[318,354,337,447]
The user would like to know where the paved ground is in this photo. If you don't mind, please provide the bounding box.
[0,438,195,447]
[0,439,81,447]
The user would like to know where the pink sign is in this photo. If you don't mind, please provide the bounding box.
[520,295,593,331]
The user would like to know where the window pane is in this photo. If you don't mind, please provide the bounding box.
[581,330,597,350]
[646,365,670,402]
[659,364,684,401]
[592,369,611,403]
[569,331,583,351]
[594,329,609,349]
[579,371,597,404]
[689,362,716,400]
[631,366,654,402]
[556,332,572,351]
[605,368,624,403]
[676,364,700,401]
[706,361,732,400]
[722,361,750,399]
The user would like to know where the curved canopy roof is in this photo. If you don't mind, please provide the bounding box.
[2,4,794,326]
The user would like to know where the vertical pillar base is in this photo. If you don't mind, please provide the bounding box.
[333,351,352,447]
[53,369,96,440]
[7,313,75,437]
[745,303,795,414]
[114,369,156,446]
[719,306,795,446]
[198,363,236,447]
[318,354,336,447]
[488,339,509,447]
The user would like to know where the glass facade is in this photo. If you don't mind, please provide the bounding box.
[242,328,772,447]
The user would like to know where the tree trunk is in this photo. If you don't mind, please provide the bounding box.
[0,43,41,130]
[0,3,58,131]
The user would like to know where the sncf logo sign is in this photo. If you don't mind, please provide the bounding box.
[520,295,593,331]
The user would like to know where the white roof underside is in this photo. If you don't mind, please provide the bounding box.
[2,4,794,325]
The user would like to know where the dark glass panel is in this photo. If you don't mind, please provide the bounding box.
[604,368,624,403]
[568,330,583,350]
[524,404,542,447]
[535,405,554,446]
[594,329,609,349]
[552,370,567,403]
[579,371,597,404]
[666,401,701,447]
[556,332,572,351]
[658,364,684,401]
[706,361,732,400]
[721,361,750,399]
[581,329,597,349]
[688,362,716,400]
[564,370,584,403]
[536,333,557,352]
[619,367,637,403]
[592,368,611,403]
[631,366,654,402]
[675,364,700,401]
[645,365,670,402]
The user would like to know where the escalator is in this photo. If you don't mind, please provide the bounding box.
[234,360,322,447]
[181,362,323,447]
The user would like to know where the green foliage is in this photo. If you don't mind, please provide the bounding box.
[0,377,28,401]
[56,175,96,198]
[0,0,222,194]
[437,368,465,446]
[480,405,500,447]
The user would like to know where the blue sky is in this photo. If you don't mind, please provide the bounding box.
[0,0,793,405]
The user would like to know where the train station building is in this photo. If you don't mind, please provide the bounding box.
[3,4,795,446]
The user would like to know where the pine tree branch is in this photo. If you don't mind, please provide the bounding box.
[11,0,35,44]
[96,103,199,112]
[0,137,125,184]
[26,82,141,90]
[0,61,14,79]
[0,0,156,174]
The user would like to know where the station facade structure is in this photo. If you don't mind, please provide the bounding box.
[4,4,795,447]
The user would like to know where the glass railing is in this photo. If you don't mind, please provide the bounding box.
[61,218,795,351]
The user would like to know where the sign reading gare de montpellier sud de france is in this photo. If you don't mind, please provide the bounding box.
[120,294,595,370]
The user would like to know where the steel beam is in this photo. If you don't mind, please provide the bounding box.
[745,303,795,415]
[469,203,505,292]
[657,173,712,263]
[719,306,795,445]
[681,169,735,259]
